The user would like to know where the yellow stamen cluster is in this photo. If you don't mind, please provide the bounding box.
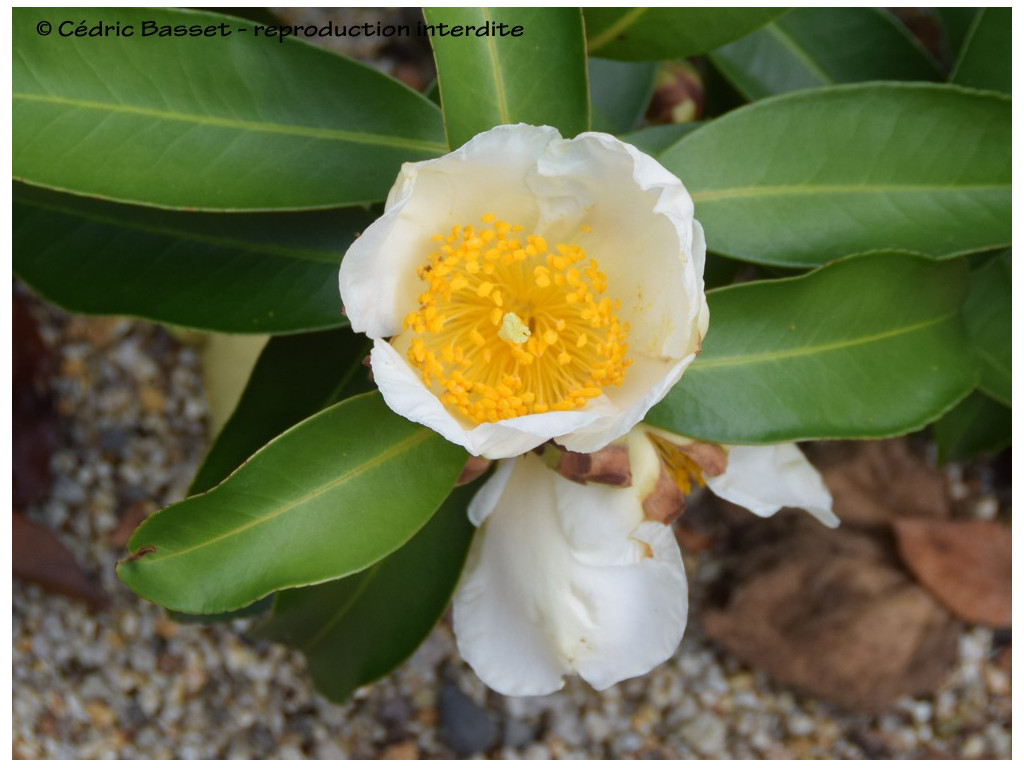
[402,214,630,424]
[647,433,706,494]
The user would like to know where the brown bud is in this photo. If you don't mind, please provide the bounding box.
[556,444,632,487]
[646,61,705,125]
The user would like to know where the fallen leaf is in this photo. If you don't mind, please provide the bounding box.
[13,293,60,509]
[13,513,107,608]
[703,512,958,713]
[813,439,950,527]
[893,519,1011,627]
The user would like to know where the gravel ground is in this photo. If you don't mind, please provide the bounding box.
[12,297,1013,759]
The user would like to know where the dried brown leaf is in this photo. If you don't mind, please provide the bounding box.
[815,439,950,527]
[893,519,1011,627]
[703,514,958,713]
[13,513,107,608]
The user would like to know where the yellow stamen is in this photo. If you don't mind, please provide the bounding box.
[401,215,631,424]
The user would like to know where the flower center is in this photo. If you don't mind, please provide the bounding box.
[402,214,631,424]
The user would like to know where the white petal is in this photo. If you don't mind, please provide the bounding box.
[706,443,839,528]
[453,454,688,696]
[531,131,707,361]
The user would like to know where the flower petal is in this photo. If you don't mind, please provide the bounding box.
[706,443,839,528]
[453,453,688,696]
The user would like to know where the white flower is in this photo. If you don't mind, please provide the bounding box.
[453,450,688,696]
[338,124,708,460]
[639,425,839,528]
[452,427,836,696]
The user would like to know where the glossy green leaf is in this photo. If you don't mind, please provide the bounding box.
[964,251,1011,405]
[951,8,1011,95]
[589,58,657,134]
[585,7,786,61]
[934,390,1011,464]
[191,328,374,494]
[424,7,589,147]
[660,84,1011,267]
[710,8,940,101]
[13,184,370,333]
[13,7,445,210]
[619,123,703,155]
[646,253,976,444]
[118,393,466,614]
[253,479,479,703]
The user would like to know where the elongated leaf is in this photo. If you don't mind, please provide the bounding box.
[934,390,1011,464]
[424,7,588,147]
[646,253,976,444]
[254,478,479,703]
[710,8,940,101]
[13,7,445,210]
[13,184,369,333]
[936,8,979,64]
[117,393,466,614]
[964,251,1011,405]
[660,84,1011,267]
[191,328,373,494]
[619,123,702,155]
[589,58,657,134]
[585,8,786,61]
[951,8,1011,95]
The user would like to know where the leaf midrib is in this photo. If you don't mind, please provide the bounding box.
[302,563,383,651]
[479,7,510,125]
[764,21,832,84]
[14,92,447,154]
[15,195,344,265]
[692,182,1008,202]
[587,7,649,52]
[132,427,434,564]
[691,312,957,370]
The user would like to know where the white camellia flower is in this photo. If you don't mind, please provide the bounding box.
[453,449,688,696]
[453,427,837,696]
[339,124,708,460]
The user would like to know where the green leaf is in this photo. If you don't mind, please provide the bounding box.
[619,123,703,155]
[935,8,980,64]
[424,7,589,147]
[934,390,1011,464]
[13,184,370,333]
[13,7,445,210]
[646,253,977,444]
[585,7,786,61]
[253,478,479,703]
[710,8,940,101]
[191,327,373,494]
[951,8,1011,95]
[660,83,1011,267]
[964,250,1011,405]
[117,392,466,614]
[589,58,657,133]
